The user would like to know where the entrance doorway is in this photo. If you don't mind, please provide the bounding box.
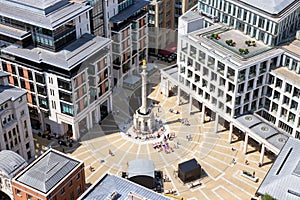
[100,101,108,120]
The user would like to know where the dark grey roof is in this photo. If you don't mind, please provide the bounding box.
[257,137,300,199]
[128,159,155,179]
[236,114,288,151]
[79,174,171,200]
[251,123,278,139]
[0,0,91,30]
[0,24,31,40]
[2,33,111,71]
[0,85,27,105]
[6,0,67,11]
[238,0,296,15]
[0,150,27,178]
[110,0,149,23]
[267,134,288,150]
[236,114,261,128]
[0,71,9,77]
[15,149,80,194]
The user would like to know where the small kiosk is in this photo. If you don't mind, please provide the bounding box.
[178,158,201,183]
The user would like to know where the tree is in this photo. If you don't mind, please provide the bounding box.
[262,193,276,200]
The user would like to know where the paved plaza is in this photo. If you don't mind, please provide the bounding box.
[34,68,274,199]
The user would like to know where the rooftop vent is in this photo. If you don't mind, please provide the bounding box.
[108,191,119,200]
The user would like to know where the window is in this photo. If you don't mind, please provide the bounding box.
[16,189,21,196]
[48,77,53,84]
[69,180,73,187]
[61,188,65,195]
[52,101,56,109]
[27,194,32,200]
[77,185,81,195]
[77,173,80,180]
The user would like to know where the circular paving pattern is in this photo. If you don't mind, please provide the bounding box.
[75,69,272,199]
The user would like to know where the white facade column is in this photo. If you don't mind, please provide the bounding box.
[109,94,113,113]
[177,87,181,105]
[189,95,193,114]
[228,122,233,143]
[214,114,219,133]
[201,104,206,123]
[259,144,265,166]
[88,112,93,129]
[244,133,249,154]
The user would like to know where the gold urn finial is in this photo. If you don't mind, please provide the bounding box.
[142,59,147,69]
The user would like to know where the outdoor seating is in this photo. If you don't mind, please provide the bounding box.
[189,180,202,188]
[164,189,176,194]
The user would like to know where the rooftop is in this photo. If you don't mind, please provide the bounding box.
[0,0,91,30]
[2,33,111,71]
[128,159,155,179]
[180,6,204,22]
[0,23,31,40]
[211,29,269,58]
[14,149,81,194]
[237,0,296,15]
[79,174,171,200]
[188,25,283,68]
[257,137,300,199]
[272,66,300,87]
[236,114,288,152]
[282,39,300,57]
[0,85,27,105]
[110,0,149,23]
[0,150,27,178]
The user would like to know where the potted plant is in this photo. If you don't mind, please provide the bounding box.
[245,40,251,46]
[211,33,219,39]
[252,41,256,46]
[244,48,249,54]
[239,48,245,54]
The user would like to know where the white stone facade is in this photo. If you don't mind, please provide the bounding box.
[162,0,300,138]
[0,77,35,161]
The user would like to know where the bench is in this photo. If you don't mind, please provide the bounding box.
[241,170,258,182]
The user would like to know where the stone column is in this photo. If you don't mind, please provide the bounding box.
[259,144,265,166]
[214,113,219,133]
[228,123,233,143]
[177,87,181,105]
[244,133,249,154]
[140,62,148,114]
[201,104,205,123]
[189,95,193,114]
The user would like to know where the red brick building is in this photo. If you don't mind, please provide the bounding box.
[11,149,86,200]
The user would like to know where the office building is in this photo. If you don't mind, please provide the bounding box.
[161,0,300,164]
[0,0,113,140]
[12,149,86,200]
[148,0,197,55]
[174,0,198,28]
[0,150,28,200]
[104,0,149,87]
[0,72,35,161]
[72,0,105,37]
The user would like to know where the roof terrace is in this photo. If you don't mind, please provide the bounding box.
[208,29,271,59]
[188,25,283,67]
